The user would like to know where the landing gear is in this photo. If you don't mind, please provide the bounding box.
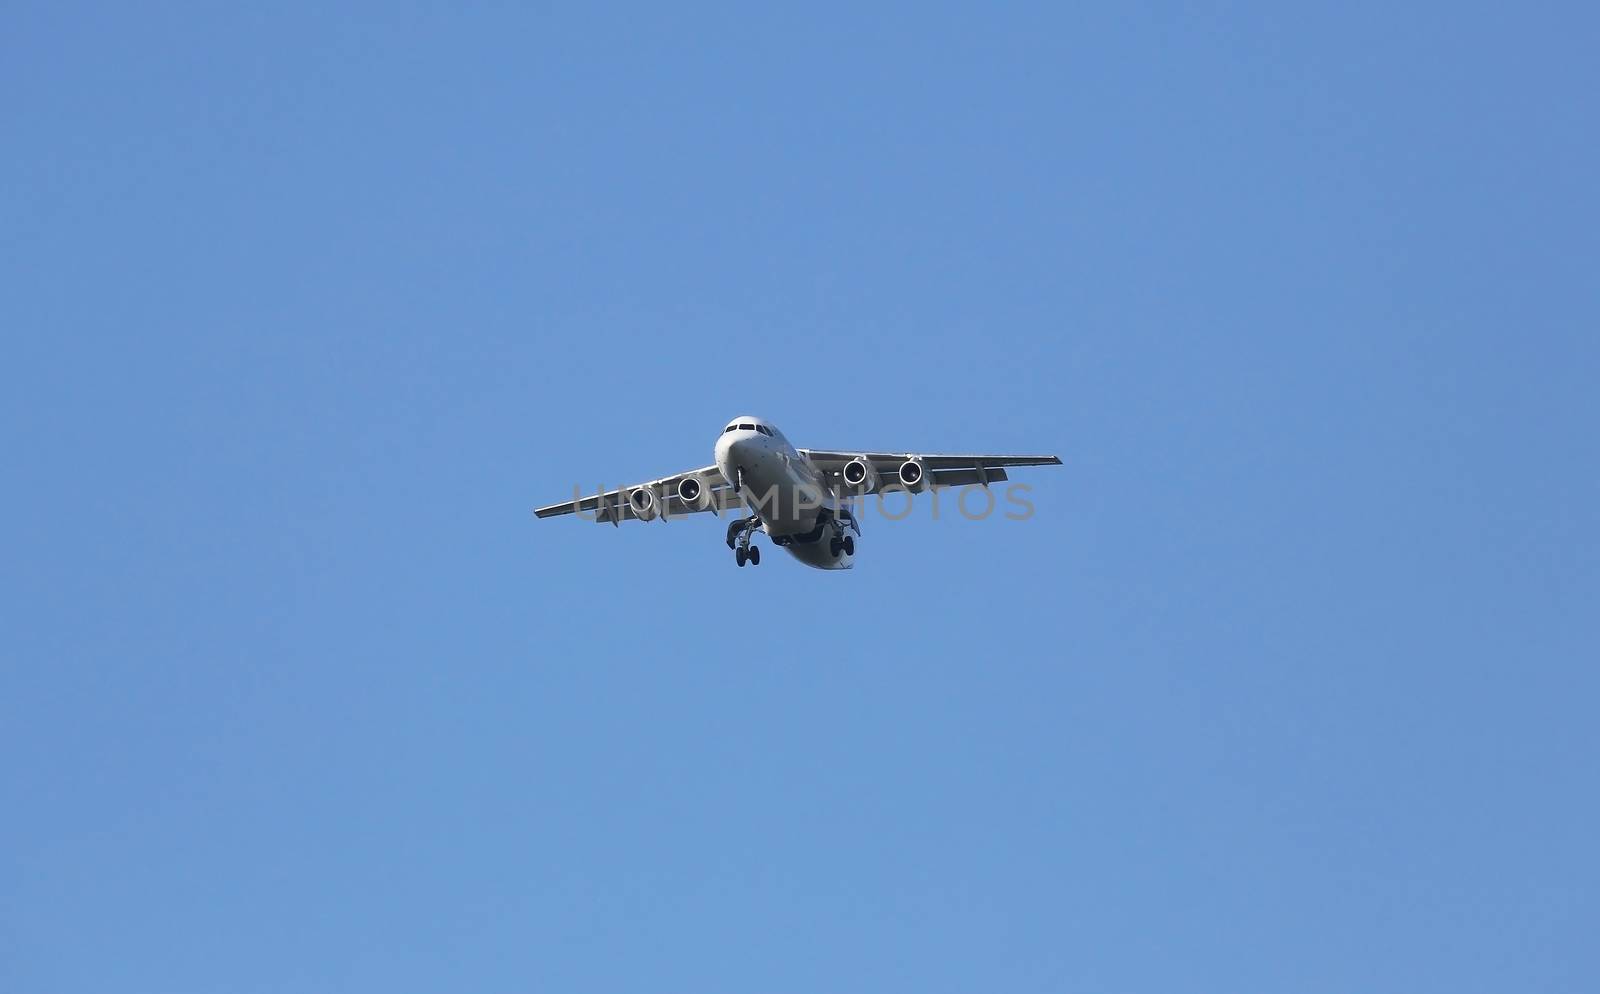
[728,514,763,567]
[829,528,856,559]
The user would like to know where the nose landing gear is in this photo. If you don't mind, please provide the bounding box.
[727,514,763,567]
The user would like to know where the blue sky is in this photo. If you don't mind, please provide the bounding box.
[3,3,1596,992]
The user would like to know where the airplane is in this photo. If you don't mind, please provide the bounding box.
[533,415,1062,570]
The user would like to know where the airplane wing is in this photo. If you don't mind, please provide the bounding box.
[798,450,1062,490]
[533,465,742,525]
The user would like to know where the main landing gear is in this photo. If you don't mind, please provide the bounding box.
[828,505,858,558]
[726,514,763,567]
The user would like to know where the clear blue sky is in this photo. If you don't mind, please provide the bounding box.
[3,4,1596,992]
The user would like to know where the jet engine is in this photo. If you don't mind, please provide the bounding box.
[676,475,714,511]
[841,457,879,494]
[628,486,660,521]
[897,458,931,494]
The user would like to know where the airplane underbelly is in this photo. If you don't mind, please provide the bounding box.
[744,459,813,534]
[730,449,822,537]
[784,538,854,570]
[717,438,850,567]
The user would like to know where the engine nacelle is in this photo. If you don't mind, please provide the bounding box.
[841,457,879,494]
[896,458,931,494]
[628,485,660,521]
[676,475,714,510]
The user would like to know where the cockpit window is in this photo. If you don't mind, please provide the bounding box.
[723,425,739,433]
[739,423,755,431]
[755,425,772,436]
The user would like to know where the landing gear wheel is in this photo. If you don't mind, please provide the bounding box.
[842,535,855,556]
[728,514,762,562]
[829,537,844,557]
[747,546,760,566]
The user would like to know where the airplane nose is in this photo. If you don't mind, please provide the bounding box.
[716,432,755,488]
[715,433,740,484]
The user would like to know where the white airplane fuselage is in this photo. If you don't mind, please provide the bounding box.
[714,420,858,570]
